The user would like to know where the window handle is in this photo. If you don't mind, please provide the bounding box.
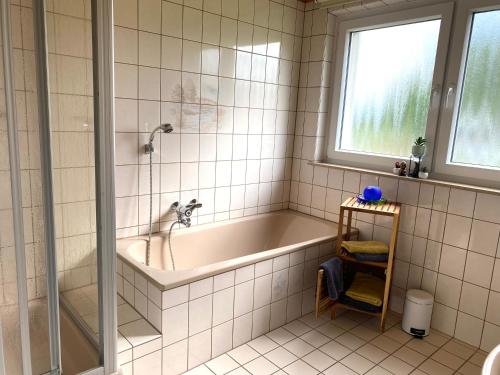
[445,85,456,109]
[431,84,441,108]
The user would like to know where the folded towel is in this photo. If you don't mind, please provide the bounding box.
[351,252,388,262]
[341,241,388,254]
[319,257,344,300]
[345,272,385,307]
[339,294,382,313]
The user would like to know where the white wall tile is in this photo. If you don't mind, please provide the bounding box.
[448,189,475,217]
[459,282,489,319]
[188,329,212,369]
[439,245,466,279]
[443,215,471,249]
[463,252,494,288]
[189,295,213,335]
[469,220,500,257]
[162,303,189,345]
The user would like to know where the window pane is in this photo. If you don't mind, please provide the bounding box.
[451,10,500,168]
[339,20,441,157]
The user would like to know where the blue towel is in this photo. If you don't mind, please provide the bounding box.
[352,252,388,262]
[319,257,344,300]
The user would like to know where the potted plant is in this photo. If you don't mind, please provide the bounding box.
[412,137,427,158]
[418,167,429,179]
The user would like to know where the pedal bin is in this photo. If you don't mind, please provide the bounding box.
[402,289,434,337]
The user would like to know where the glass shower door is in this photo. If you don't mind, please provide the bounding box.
[0,0,117,374]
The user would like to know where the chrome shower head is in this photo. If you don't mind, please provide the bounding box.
[160,123,174,134]
[145,123,173,153]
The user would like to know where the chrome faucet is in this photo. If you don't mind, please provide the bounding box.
[171,199,202,227]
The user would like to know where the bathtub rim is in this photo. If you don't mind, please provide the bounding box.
[116,210,357,291]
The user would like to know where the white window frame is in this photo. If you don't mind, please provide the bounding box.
[433,0,500,187]
[325,3,454,171]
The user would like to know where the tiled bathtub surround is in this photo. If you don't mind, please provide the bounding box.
[288,2,500,353]
[113,0,305,237]
[116,241,339,373]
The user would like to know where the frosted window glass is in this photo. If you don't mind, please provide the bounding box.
[451,10,500,168]
[339,20,441,158]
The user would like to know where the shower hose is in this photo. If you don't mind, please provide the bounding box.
[146,150,176,271]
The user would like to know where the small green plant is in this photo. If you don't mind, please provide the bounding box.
[414,137,427,146]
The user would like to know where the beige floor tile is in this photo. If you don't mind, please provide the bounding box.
[379,355,414,375]
[431,348,465,370]
[336,332,366,350]
[265,327,295,345]
[418,358,454,375]
[302,349,336,372]
[341,352,376,374]
[317,321,346,339]
[393,346,427,367]
[264,347,298,368]
[468,351,487,367]
[371,335,402,353]
[442,339,476,360]
[283,337,315,357]
[406,338,438,357]
[301,329,331,348]
[383,327,413,344]
[365,365,393,375]
[243,357,278,375]
[457,361,482,375]
[422,329,450,347]
[320,340,352,361]
[283,359,319,375]
[324,362,358,375]
[350,325,380,341]
[355,343,390,364]
[227,344,260,365]
[206,354,239,374]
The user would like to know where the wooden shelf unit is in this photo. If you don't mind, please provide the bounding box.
[315,197,401,332]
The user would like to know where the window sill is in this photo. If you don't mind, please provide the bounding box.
[309,161,500,196]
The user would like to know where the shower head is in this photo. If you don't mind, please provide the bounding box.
[160,123,174,134]
[145,123,173,153]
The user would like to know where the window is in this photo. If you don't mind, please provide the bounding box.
[327,4,453,170]
[449,9,500,169]
[327,0,500,187]
[339,20,441,158]
[434,0,500,185]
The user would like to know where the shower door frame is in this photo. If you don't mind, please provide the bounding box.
[0,0,33,374]
[1,0,118,373]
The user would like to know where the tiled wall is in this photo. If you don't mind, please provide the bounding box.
[289,3,500,353]
[116,240,337,373]
[113,0,305,237]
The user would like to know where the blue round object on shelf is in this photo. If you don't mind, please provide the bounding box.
[363,186,382,201]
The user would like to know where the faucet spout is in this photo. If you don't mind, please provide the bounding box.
[172,199,202,228]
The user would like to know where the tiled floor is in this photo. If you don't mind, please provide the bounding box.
[185,310,488,375]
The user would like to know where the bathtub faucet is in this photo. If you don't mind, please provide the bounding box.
[171,199,202,227]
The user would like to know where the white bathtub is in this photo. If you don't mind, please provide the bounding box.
[117,210,351,290]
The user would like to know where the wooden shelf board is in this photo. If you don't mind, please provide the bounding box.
[333,301,382,317]
[337,254,388,269]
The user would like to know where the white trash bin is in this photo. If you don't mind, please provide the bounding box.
[402,289,434,337]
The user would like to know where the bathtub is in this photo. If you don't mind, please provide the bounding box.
[116,210,355,370]
[117,210,351,290]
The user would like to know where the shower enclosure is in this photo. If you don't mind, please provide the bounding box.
[0,0,116,374]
